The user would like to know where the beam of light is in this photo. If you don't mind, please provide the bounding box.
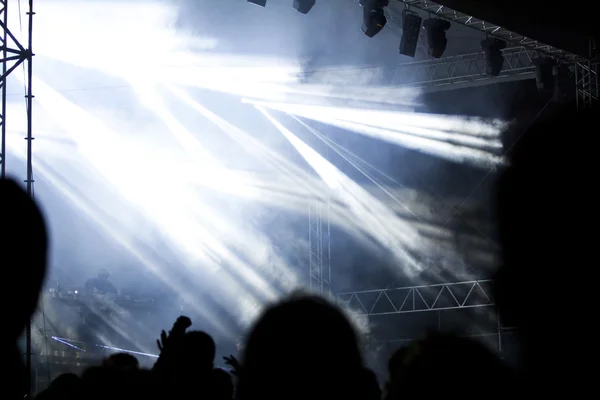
[51,336,86,352]
[11,72,497,289]
[262,110,498,279]
[95,344,159,358]
[32,1,421,109]
[166,66,421,108]
[259,102,505,138]
[165,85,326,197]
[126,83,224,166]
[28,78,278,302]
[17,0,500,334]
[13,78,367,298]
[294,120,498,248]
[247,100,505,168]
[11,76,301,334]
[292,116,422,222]
[8,140,235,340]
[162,87,497,278]
[256,106,426,276]
[165,86,402,250]
[270,103,504,147]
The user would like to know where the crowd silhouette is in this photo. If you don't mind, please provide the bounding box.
[2,103,595,399]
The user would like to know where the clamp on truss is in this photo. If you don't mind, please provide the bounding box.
[339,279,494,316]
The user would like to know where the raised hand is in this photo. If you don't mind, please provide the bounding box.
[223,355,242,376]
[172,316,192,333]
[156,329,169,352]
[156,315,192,352]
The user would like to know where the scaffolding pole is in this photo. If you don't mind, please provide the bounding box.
[308,135,331,296]
[308,194,331,296]
[25,0,35,396]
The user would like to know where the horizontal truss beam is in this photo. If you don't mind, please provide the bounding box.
[339,279,493,315]
[302,47,536,92]
[390,46,536,91]
[390,0,581,62]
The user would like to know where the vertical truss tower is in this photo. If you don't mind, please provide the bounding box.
[575,38,598,110]
[0,0,34,179]
[1,0,35,395]
[575,60,598,110]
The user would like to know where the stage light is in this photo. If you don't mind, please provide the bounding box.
[362,8,386,38]
[361,0,389,38]
[293,0,315,14]
[481,38,507,77]
[534,57,556,91]
[423,18,451,58]
[247,0,267,7]
[399,10,422,57]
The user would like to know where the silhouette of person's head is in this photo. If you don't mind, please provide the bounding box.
[384,346,409,399]
[363,368,382,400]
[50,373,81,399]
[175,330,216,374]
[80,365,153,400]
[0,178,48,341]
[390,332,513,396]
[103,352,139,370]
[98,269,110,280]
[494,103,598,384]
[238,294,365,400]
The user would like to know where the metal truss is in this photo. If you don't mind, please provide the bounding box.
[575,60,599,109]
[390,46,536,92]
[1,0,33,177]
[308,196,331,295]
[1,0,35,395]
[339,279,493,316]
[390,0,581,62]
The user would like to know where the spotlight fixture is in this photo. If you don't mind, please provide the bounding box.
[361,0,389,38]
[247,0,267,7]
[481,38,507,77]
[423,18,451,58]
[399,10,422,57]
[293,0,316,14]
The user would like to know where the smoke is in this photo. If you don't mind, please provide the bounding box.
[5,0,507,365]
